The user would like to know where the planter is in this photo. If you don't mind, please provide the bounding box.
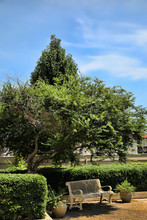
[53,201,67,218]
[115,180,136,203]
[120,191,132,203]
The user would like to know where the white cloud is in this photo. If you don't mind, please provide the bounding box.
[74,18,147,80]
[132,29,147,46]
[109,29,147,47]
[76,17,147,48]
[79,53,147,79]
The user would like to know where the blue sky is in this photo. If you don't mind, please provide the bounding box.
[0,0,147,107]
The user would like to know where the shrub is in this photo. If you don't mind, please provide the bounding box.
[47,185,66,211]
[115,180,136,193]
[0,174,48,220]
[5,159,27,172]
[38,163,147,192]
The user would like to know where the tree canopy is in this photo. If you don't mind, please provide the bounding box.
[30,35,78,85]
[0,35,147,172]
[0,76,146,172]
[0,76,91,172]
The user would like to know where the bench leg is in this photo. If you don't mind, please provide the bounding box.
[100,194,103,203]
[79,201,83,210]
[109,194,113,203]
[79,199,84,210]
[69,198,74,209]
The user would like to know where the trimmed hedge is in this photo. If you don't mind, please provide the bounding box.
[0,163,147,193]
[0,174,48,220]
[37,164,147,192]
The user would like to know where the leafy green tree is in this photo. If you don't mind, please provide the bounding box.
[44,75,147,163]
[79,80,147,162]
[0,76,146,173]
[0,76,88,172]
[0,81,52,172]
[1,32,147,169]
[30,35,78,85]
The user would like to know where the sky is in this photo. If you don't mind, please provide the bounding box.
[0,0,147,107]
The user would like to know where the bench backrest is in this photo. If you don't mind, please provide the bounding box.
[66,179,101,195]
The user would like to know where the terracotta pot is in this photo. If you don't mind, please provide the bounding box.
[120,191,132,203]
[53,201,67,218]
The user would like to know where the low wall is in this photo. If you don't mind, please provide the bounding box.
[0,156,52,169]
[0,154,147,169]
[63,192,147,203]
[0,157,15,169]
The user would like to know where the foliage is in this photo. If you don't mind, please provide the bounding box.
[115,180,136,193]
[0,75,146,172]
[79,80,147,163]
[0,163,146,192]
[0,82,38,159]
[47,185,66,211]
[0,35,146,171]
[30,34,78,85]
[37,164,147,192]
[129,161,147,165]
[0,174,48,220]
[5,159,27,172]
[0,79,73,172]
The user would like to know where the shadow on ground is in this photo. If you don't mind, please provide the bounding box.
[52,202,119,220]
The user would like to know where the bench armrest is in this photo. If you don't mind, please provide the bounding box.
[71,189,83,196]
[101,185,112,191]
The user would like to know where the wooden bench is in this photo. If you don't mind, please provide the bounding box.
[66,179,114,210]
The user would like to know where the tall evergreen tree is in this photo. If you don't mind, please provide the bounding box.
[30,35,78,85]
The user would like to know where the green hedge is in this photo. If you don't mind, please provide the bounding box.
[0,174,48,220]
[1,163,147,194]
[37,164,147,192]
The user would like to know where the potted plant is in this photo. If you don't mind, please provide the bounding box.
[115,180,136,203]
[47,186,67,218]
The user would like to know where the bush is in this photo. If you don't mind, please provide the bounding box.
[4,159,28,172]
[0,174,48,220]
[47,185,66,211]
[38,164,147,192]
[115,180,136,193]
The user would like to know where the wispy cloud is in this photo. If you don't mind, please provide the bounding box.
[71,17,147,80]
[76,17,147,48]
[79,53,147,79]
[129,29,147,46]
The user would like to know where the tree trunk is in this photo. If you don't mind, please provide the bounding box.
[27,132,39,173]
[118,151,127,163]
[31,154,48,173]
